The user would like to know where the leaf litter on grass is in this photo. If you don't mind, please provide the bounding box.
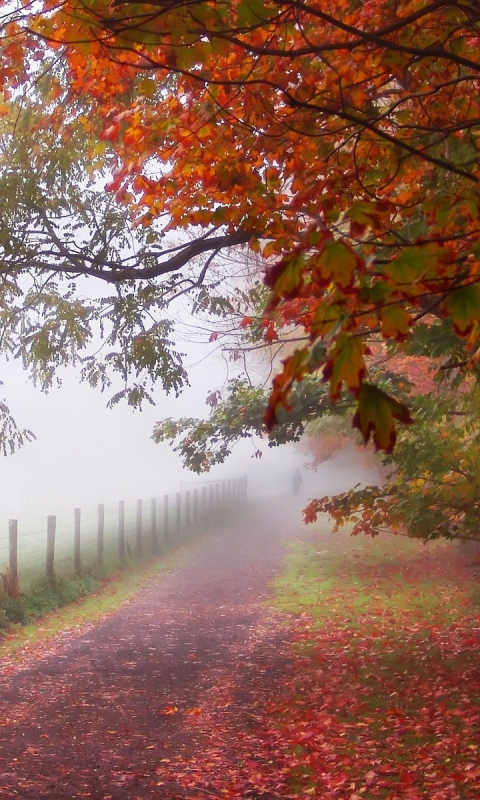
[262,530,480,799]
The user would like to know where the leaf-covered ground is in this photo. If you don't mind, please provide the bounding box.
[0,504,479,799]
[267,533,480,799]
[0,503,303,799]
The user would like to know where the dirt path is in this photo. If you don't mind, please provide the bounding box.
[0,500,309,799]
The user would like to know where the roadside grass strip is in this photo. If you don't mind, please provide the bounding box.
[268,528,480,799]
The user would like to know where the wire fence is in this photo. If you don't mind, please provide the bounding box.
[0,476,248,593]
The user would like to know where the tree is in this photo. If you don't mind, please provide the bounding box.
[0,2,478,474]
[153,374,337,471]
[0,67,214,419]
[305,379,480,543]
[10,0,476,449]
[156,329,480,542]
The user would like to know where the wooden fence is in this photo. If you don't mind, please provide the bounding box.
[1,476,248,593]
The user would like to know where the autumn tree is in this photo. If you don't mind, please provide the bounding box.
[0,2,478,524]
[0,64,238,421]
[5,0,474,448]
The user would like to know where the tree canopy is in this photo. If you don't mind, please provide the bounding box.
[0,0,479,536]
[8,0,477,446]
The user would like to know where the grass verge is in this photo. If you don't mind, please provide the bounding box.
[266,524,480,798]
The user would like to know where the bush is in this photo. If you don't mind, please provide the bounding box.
[0,571,101,629]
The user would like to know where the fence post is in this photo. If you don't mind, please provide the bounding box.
[97,504,104,567]
[163,494,169,545]
[202,486,208,523]
[176,492,181,538]
[185,490,191,534]
[8,520,18,595]
[136,499,143,557]
[74,508,81,575]
[209,484,214,514]
[118,500,126,564]
[221,481,226,505]
[46,515,56,581]
[193,489,198,528]
[151,498,157,554]
[215,483,220,507]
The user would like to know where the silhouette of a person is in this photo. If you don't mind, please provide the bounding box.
[292,470,303,496]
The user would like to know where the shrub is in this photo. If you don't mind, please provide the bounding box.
[0,571,101,629]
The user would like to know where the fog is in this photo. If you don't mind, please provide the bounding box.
[0,349,227,522]
[0,335,378,528]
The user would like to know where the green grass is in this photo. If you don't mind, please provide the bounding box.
[271,525,475,623]
[267,524,480,798]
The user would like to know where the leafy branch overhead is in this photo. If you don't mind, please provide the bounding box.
[0,0,478,456]
[153,376,337,472]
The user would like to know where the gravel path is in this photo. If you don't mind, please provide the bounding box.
[0,500,309,799]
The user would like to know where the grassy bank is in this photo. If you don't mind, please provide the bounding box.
[267,525,480,798]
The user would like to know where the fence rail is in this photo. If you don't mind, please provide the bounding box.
[0,476,248,593]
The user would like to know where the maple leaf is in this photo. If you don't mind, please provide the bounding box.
[444,284,480,336]
[352,383,413,453]
[380,305,411,341]
[314,239,363,290]
[384,244,446,290]
[322,336,369,400]
[265,251,305,305]
[264,348,311,431]
[346,199,392,238]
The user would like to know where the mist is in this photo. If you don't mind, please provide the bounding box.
[0,346,224,524]
[0,331,379,531]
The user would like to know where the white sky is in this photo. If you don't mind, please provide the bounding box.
[0,276,378,528]
[0,333,309,525]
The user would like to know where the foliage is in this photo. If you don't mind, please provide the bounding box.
[156,324,480,542]
[0,0,478,543]
[0,77,196,425]
[0,572,100,628]
[5,0,476,450]
[306,378,480,542]
[153,374,338,471]
[0,399,34,455]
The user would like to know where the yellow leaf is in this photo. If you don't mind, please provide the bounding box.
[380,305,411,340]
[316,239,362,289]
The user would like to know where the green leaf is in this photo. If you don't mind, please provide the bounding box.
[237,0,276,27]
[384,244,445,286]
[322,336,368,400]
[352,383,413,453]
[444,284,480,335]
